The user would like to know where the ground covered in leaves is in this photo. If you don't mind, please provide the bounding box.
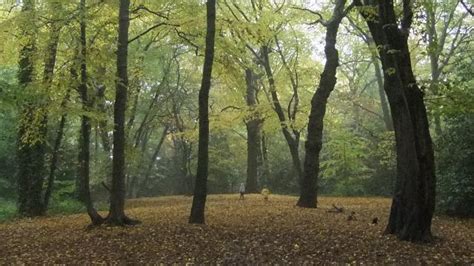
[0,195,473,264]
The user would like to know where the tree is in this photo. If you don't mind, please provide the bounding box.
[76,0,104,225]
[244,68,261,193]
[189,0,216,224]
[356,0,436,242]
[422,0,470,135]
[297,0,353,208]
[346,17,393,131]
[106,0,138,226]
[16,0,47,217]
[220,2,306,188]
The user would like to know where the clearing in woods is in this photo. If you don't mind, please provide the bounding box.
[0,195,473,264]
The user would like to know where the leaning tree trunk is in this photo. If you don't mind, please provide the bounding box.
[106,0,138,225]
[43,89,69,211]
[138,126,168,197]
[357,0,436,242]
[189,0,216,224]
[260,46,303,184]
[16,0,47,217]
[41,16,64,212]
[245,68,261,193]
[297,0,350,208]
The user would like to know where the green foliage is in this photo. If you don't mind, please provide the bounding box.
[436,114,474,217]
[0,199,17,222]
[0,0,470,219]
[47,199,86,215]
[0,81,17,199]
[320,129,373,195]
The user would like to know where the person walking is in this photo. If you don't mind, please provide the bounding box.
[239,183,245,200]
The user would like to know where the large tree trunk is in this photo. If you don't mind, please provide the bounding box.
[17,108,46,217]
[189,0,216,224]
[357,0,436,242]
[245,68,261,193]
[77,0,104,225]
[297,0,350,208]
[16,0,46,217]
[106,0,138,225]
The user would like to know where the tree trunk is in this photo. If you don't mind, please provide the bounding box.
[96,83,111,152]
[77,0,104,225]
[371,50,393,131]
[138,126,168,197]
[245,68,261,193]
[16,0,46,217]
[106,0,138,225]
[42,19,63,211]
[357,0,436,242]
[43,89,70,211]
[297,0,349,208]
[260,46,303,184]
[259,131,270,187]
[189,0,216,224]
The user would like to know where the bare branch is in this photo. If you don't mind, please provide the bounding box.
[132,4,169,20]
[292,6,328,26]
[460,0,474,16]
[128,22,172,44]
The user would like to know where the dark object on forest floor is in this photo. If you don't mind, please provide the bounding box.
[327,204,344,213]
[347,211,357,221]
[372,217,378,225]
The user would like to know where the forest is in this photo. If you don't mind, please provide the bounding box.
[0,0,473,264]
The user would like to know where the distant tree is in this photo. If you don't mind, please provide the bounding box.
[245,68,261,193]
[189,0,216,224]
[422,0,470,135]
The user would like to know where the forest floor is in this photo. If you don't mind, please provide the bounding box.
[0,194,473,264]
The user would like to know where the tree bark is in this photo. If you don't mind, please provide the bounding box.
[189,0,216,224]
[356,0,436,242]
[297,0,350,208]
[245,68,261,193]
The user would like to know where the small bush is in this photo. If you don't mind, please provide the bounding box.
[0,199,17,221]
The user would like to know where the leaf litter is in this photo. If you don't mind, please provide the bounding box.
[0,195,472,264]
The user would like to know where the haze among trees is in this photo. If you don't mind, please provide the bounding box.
[0,0,473,263]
